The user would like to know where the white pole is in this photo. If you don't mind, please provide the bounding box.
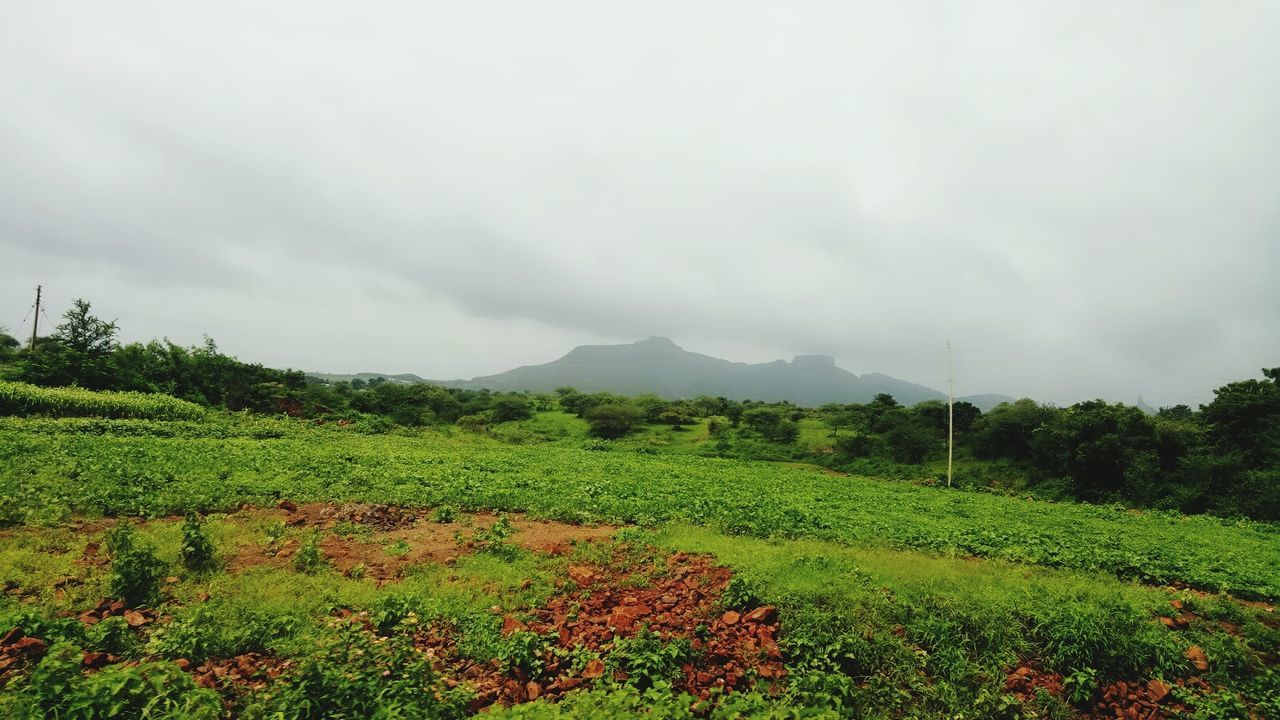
[947,340,954,488]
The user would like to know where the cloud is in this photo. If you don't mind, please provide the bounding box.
[2,1,1278,407]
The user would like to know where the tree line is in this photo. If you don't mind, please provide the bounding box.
[1,299,1275,520]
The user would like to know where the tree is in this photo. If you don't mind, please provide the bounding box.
[967,399,1057,460]
[0,327,19,363]
[585,403,646,439]
[1200,368,1280,464]
[490,395,535,423]
[55,299,119,356]
[1032,400,1159,500]
[21,299,120,389]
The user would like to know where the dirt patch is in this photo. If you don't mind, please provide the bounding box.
[1003,659,1215,720]
[1085,676,1210,719]
[1003,660,1064,704]
[415,548,786,709]
[229,503,617,583]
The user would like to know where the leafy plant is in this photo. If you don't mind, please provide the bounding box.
[106,522,166,607]
[180,512,218,573]
[0,642,220,719]
[243,620,469,719]
[1062,666,1098,704]
[293,532,326,574]
[607,628,694,690]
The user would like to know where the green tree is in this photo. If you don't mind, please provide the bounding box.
[21,299,120,389]
[489,395,534,423]
[585,403,646,439]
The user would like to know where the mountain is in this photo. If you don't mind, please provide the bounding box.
[316,339,1016,409]
[438,337,957,407]
[308,372,429,385]
[955,393,1018,412]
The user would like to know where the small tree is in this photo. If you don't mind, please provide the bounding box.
[585,403,646,439]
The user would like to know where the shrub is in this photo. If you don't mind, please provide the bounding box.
[243,621,469,719]
[0,642,221,719]
[180,513,218,573]
[0,380,205,420]
[106,523,166,607]
[607,628,694,691]
[293,532,326,574]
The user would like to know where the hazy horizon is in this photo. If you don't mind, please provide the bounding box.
[4,2,1278,408]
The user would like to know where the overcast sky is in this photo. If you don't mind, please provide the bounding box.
[3,2,1277,408]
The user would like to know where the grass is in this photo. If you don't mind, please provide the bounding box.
[2,413,1277,599]
[0,506,1276,717]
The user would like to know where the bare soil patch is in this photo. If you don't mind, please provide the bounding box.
[229,502,617,582]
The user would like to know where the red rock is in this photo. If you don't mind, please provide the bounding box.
[123,610,147,627]
[0,627,23,645]
[1184,645,1209,671]
[277,500,298,512]
[1147,679,1171,703]
[721,610,740,625]
[582,658,605,679]
[526,681,541,700]
[743,605,777,625]
[82,651,110,669]
[568,565,597,586]
[1159,617,1176,628]
[1170,599,1183,610]
[501,616,527,636]
[174,658,191,670]
[11,636,46,657]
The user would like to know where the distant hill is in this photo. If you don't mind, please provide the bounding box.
[314,338,1015,409]
[308,372,429,385]
[409,337,1004,409]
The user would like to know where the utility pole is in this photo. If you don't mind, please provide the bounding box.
[29,285,42,351]
[947,339,954,488]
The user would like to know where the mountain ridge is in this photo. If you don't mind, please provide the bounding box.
[315,338,1014,410]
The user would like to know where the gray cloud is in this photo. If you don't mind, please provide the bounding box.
[2,1,1278,407]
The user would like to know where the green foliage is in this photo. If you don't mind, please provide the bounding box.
[0,380,205,420]
[148,600,302,663]
[607,628,695,691]
[585,403,647,439]
[180,513,218,573]
[0,642,221,719]
[293,532,326,574]
[4,415,1278,598]
[489,682,841,719]
[106,523,166,607]
[242,621,469,719]
[431,504,458,523]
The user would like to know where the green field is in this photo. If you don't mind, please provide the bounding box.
[1,412,1277,718]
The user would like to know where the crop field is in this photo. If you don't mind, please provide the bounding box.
[1,412,1278,718]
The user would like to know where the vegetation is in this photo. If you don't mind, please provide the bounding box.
[0,301,1277,717]
[0,380,205,421]
[2,412,1276,599]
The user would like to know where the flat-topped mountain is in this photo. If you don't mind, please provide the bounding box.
[437,337,1008,408]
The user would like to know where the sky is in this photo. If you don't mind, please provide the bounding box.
[2,1,1278,408]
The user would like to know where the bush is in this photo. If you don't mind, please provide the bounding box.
[607,628,694,690]
[293,532,326,574]
[0,643,221,719]
[0,380,205,420]
[180,513,218,573]
[585,403,646,439]
[243,621,469,719]
[106,523,166,607]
